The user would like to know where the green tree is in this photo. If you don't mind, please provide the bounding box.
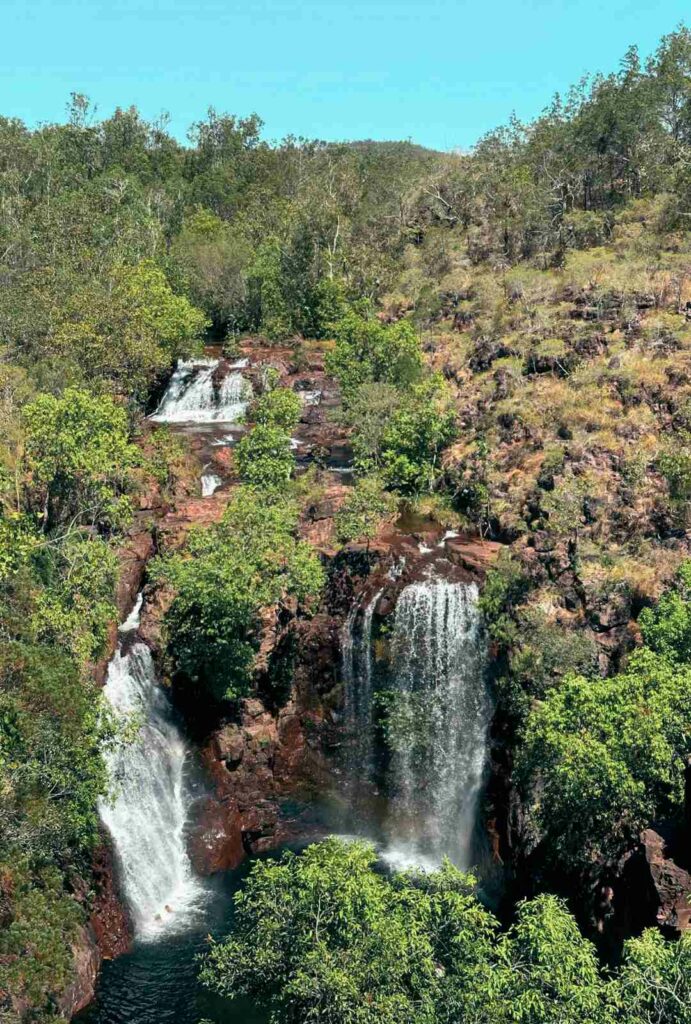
[616,928,691,1024]
[326,313,423,404]
[234,424,295,488]
[517,647,691,871]
[154,488,324,700]
[51,260,208,401]
[379,376,457,494]
[482,895,614,1024]
[334,476,398,546]
[0,641,111,858]
[201,838,619,1024]
[23,387,137,533]
[250,386,302,432]
[200,837,497,1024]
[638,560,691,663]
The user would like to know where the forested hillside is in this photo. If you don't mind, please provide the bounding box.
[1,24,691,1023]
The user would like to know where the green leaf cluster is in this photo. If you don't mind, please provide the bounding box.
[155,487,324,700]
[201,837,645,1024]
[517,564,691,871]
[234,424,296,488]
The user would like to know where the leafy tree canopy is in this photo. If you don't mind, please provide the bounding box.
[154,487,324,700]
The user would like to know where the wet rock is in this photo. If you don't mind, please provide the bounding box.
[187,797,244,874]
[89,840,132,960]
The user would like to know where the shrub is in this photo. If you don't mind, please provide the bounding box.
[250,387,302,432]
[154,488,324,700]
[234,424,295,488]
[334,477,398,546]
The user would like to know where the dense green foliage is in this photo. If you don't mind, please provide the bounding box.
[22,388,137,535]
[0,22,690,1020]
[325,314,423,403]
[234,424,296,488]
[326,316,457,494]
[203,837,691,1024]
[249,385,302,432]
[334,476,398,545]
[516,562,691,873]
[154,488,324,700]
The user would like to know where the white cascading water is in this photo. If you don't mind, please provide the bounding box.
[342,578,490,871]
[200,472,222,497]
[150,358,251,424]
[100,596,204,940]
[385,580,489,868]
[342,590,383,785]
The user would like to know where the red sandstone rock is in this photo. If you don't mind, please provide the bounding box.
[188,797,245,874]
[89,841,133,960]
[56,926,101,1019]
[639,828,691,934]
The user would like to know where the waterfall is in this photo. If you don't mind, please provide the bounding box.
[100,598,204,940]
[150,359,251,424]
[341,578,490,871]
[385,580,489,868]
[200,472,222,497]
[342,590,382,788]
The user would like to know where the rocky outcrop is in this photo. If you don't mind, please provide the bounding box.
[89,840,132,960]
[187,796,245,874]
[616,825,691,938]
[56,926,101,1020]
[199,683,334,859]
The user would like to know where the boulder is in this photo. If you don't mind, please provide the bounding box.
[187,797,245,874]
[619,826,691,937]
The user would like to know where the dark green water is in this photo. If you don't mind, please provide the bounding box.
[76,869,268,1024]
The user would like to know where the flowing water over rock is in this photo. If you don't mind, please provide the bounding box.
[150,359,251,424]
[100,599,205,941]
[201,471,222,497]
[342,590,382,786]
[342,578,490,870]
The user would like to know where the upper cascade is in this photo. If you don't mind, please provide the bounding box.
[150,358,252,424]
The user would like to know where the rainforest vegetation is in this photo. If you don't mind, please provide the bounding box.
[1,23,691,1023]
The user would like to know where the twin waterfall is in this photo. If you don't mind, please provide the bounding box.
[101,602,204,940]
[343,578,490,871]
[98,356,490,955]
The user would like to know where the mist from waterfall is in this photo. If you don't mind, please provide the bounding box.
[341,578,490,871]
[150,359,251,424]
[100,599,205,941]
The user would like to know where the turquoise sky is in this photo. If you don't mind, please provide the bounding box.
[3,1,688,150]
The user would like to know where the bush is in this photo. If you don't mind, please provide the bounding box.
[517,647,691,870]
[234,424,295,488]
[250,387,302,432]
[334,477,398,545]
[23,387,137,533]
[154,488,324,700]
[325,313,423,404]
[200,838,617,1024]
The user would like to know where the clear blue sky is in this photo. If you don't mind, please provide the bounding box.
[2,0,688,151]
